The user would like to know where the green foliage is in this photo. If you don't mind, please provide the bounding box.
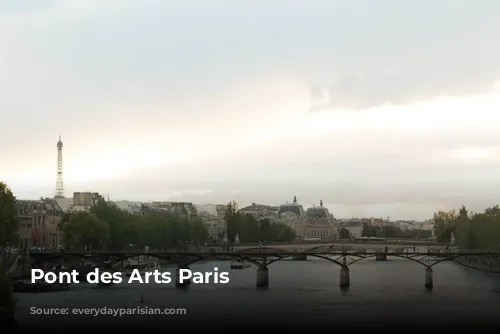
[0,276,15,315]
[0,182,19,247]
[435,205,500,249]
[224,202,295,243]
[361,223,432,239]
[60,201,209,250]
[0,182,18,317]
[224,201,241,242]
[57,199,293,249]
[59,211,110,250]
[91,201,137,249]
[433,209,458,242]
[339,227,350,239]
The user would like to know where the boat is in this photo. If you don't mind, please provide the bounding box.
[230,259,251,269]
[12,280,70,293]
[123,262,159,276]
[37,282,71,292]
[97,281,114,287]
[12,280,35,293]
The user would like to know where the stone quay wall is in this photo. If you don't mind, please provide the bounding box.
[454,255,500,274]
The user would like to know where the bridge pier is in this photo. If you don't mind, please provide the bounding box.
[175,265,191,288]
[256,266,269,287]
[339,266,350,288]
[425,267,433,290]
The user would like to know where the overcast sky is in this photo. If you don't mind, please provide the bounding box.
[2,0,500,220]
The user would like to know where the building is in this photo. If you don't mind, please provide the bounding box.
[16,199,64,250]
[196,204,218,216]
[215,204,227,218]
[239,203,278,220]
[113,200,143,215]
[277,196,306,217]
[195,204,226,241]
[72,192,103,211]
[273,197,338,240]
[139,201,198,217]
[273,196,307,230]
[204,218,226,241]
[306,200,332,219]
[55,192,104,213]
[294,217,338,240]
[340,219,364,238]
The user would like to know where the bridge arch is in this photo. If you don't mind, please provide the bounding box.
[303,245,338,253]
[110,254,189,265]
[343,253,454,268]
[233,246,346,267]
[234,247,292,254]
[86,252,267,268]
[265,254,344,267]
[184,254,263,267]
[29,253,94,263]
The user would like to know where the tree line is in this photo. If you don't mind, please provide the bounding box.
[433,205,500,249]
[361,223,432,239]
[0,182,18,321]
[0,180,296,252]
[59,201,210,251]
[58,201,296,251]
[224,201,295,243]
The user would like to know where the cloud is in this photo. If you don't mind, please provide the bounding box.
[2,0,500,220]
[0,0,56,13]
[305,0,500,110]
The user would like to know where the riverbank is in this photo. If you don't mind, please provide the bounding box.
[454,255,500,275]
[0,275,17,328]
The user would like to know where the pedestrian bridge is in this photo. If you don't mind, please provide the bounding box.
[27,246,499,290]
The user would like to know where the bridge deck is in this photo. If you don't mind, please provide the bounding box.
[28,251,499,257]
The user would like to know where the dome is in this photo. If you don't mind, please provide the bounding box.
[306,200,331,218]
[277,195,305,217]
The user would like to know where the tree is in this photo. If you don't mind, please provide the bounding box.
[240,214,260,243]
[91,200,138,249]
[224,201,242,242]
[271,223,295,242]
[60,212,110,250]
[0,275,16,323]
[339,228,350,239]
[0,182,18,320]
[437,205,500,249]
[190,217,209,245]
[0,182,19,247]
[433,210,457,242]
[137,214,169,250]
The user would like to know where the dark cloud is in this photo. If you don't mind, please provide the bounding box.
[312,63,500,111]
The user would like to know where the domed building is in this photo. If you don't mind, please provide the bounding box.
[277,196,306,218]
[306,200,332,219]
[274,197,339,241]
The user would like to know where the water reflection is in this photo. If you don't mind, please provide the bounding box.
[15,259,500,326]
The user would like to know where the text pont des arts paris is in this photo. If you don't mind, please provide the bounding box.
[31,267,230,284]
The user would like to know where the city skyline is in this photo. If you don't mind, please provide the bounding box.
[2,1,500,220]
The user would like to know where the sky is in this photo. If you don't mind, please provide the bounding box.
[2,0,500,220]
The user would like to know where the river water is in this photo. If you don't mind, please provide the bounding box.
[14,258,500,330]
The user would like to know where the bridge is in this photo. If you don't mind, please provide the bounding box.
[232,242,444,252]
[28,246,500,291]
[215,239,441,249]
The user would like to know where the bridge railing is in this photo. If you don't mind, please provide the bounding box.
[27,247,499,256]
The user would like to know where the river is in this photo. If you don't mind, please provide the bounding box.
[14,258,500,330]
